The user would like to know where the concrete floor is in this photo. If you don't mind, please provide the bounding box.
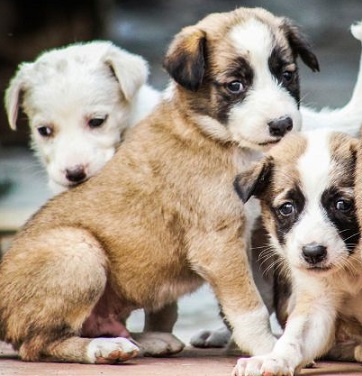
[1,342,362,376]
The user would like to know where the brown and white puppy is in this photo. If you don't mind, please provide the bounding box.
[0,7,319,363]
[233,130,361,376]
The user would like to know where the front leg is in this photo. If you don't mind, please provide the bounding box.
[189,235,276,356]
[233,289,337,376]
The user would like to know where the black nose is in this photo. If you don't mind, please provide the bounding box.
[65,166,87,183]
[268,116,293,137]
[302,243,327,265]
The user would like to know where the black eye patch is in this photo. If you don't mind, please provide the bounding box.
[212,56,254,124]
[321,187,359,252]
[270,186,305,245]
[268,46,300,105]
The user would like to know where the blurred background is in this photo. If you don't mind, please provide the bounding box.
[0,0,361,344]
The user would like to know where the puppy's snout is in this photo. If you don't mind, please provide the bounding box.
[268,116,293,137]
[65,166,87,184]
[302,243,327,265]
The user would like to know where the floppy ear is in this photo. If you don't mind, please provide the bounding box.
[104,45,149,101]
[281,19,320,72]
[4,62,32,130]
[163,26,207,92]
[234,157,274,203]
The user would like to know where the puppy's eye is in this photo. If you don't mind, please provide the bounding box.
[278,202,295,216]
[282,70,294,83]
[37,126,53,137]
[88,117,107,129]
[335,199,353,212]
[226,81,244,94]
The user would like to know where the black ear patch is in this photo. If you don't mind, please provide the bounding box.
[163,27,207,92]
[281,20,320,73]
[234,157,274,203]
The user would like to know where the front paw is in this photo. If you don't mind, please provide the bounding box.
[232,355,294,376]
[131,332,184,357]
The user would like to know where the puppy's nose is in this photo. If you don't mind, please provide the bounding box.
[268,116,293,137]
[302,243,327,265]
[65,166,87,184]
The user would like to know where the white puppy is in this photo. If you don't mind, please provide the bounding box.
[5,41,160,193]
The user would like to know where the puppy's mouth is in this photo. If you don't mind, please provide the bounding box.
[257,138,281,147]
[298,263,333,274]
[305,265,332,272]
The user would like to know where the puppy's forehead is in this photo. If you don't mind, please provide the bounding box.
[269,131,356,196]
[269,133,307,192]
[199,8,288,56]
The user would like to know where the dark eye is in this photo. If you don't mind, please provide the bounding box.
[88,117,106,129]
[278,202,295,216]
[282,71,294,83]
[37,126,53,137]
[335,199,353,212]
[226,81,244,94]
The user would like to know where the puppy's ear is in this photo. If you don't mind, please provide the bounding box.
[281,19,320,72]
[234,157,274,203]
[4,62,32,130]
[104,45,149,101]
[163,26,207,92]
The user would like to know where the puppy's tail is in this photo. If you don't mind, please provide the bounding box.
[347,21,362,109]
[351,21,362,42]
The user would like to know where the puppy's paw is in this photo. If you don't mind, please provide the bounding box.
[232,355,294,376]
[87,337,139,364]
[132,332,185,357]
[190,327,231,348]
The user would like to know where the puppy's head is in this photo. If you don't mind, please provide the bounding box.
[164,7,319,150]
[235,130,359,275]
[5,41,149,193]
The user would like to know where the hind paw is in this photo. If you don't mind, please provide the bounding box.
[87,337,139,364]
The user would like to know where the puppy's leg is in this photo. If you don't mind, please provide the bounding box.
[0,227,138,363]
[232,289,336,376]
[144,302,178,332]
[133,302,184,356]
[188,235,276,356]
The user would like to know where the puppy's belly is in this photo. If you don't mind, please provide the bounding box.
[81,283,135,338]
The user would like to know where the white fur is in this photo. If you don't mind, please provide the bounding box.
[5,41,161,194]
[281,132,348,270]
[228,20,302,150]
[229,305,276,356]
[301,21,362,137]
[86,337,139,363]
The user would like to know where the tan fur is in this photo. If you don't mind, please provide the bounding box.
[1,7,312,362]
[0,98,263,362]
[1,4,320,362]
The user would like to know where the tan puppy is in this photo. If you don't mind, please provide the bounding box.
[233,130,361,375]
[0,7,319,363]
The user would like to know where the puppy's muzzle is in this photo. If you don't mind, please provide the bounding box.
[302,243,327,265]
[66,165,87,185]
[268,116,293,137]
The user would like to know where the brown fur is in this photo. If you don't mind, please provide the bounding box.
[0,6,320,363]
